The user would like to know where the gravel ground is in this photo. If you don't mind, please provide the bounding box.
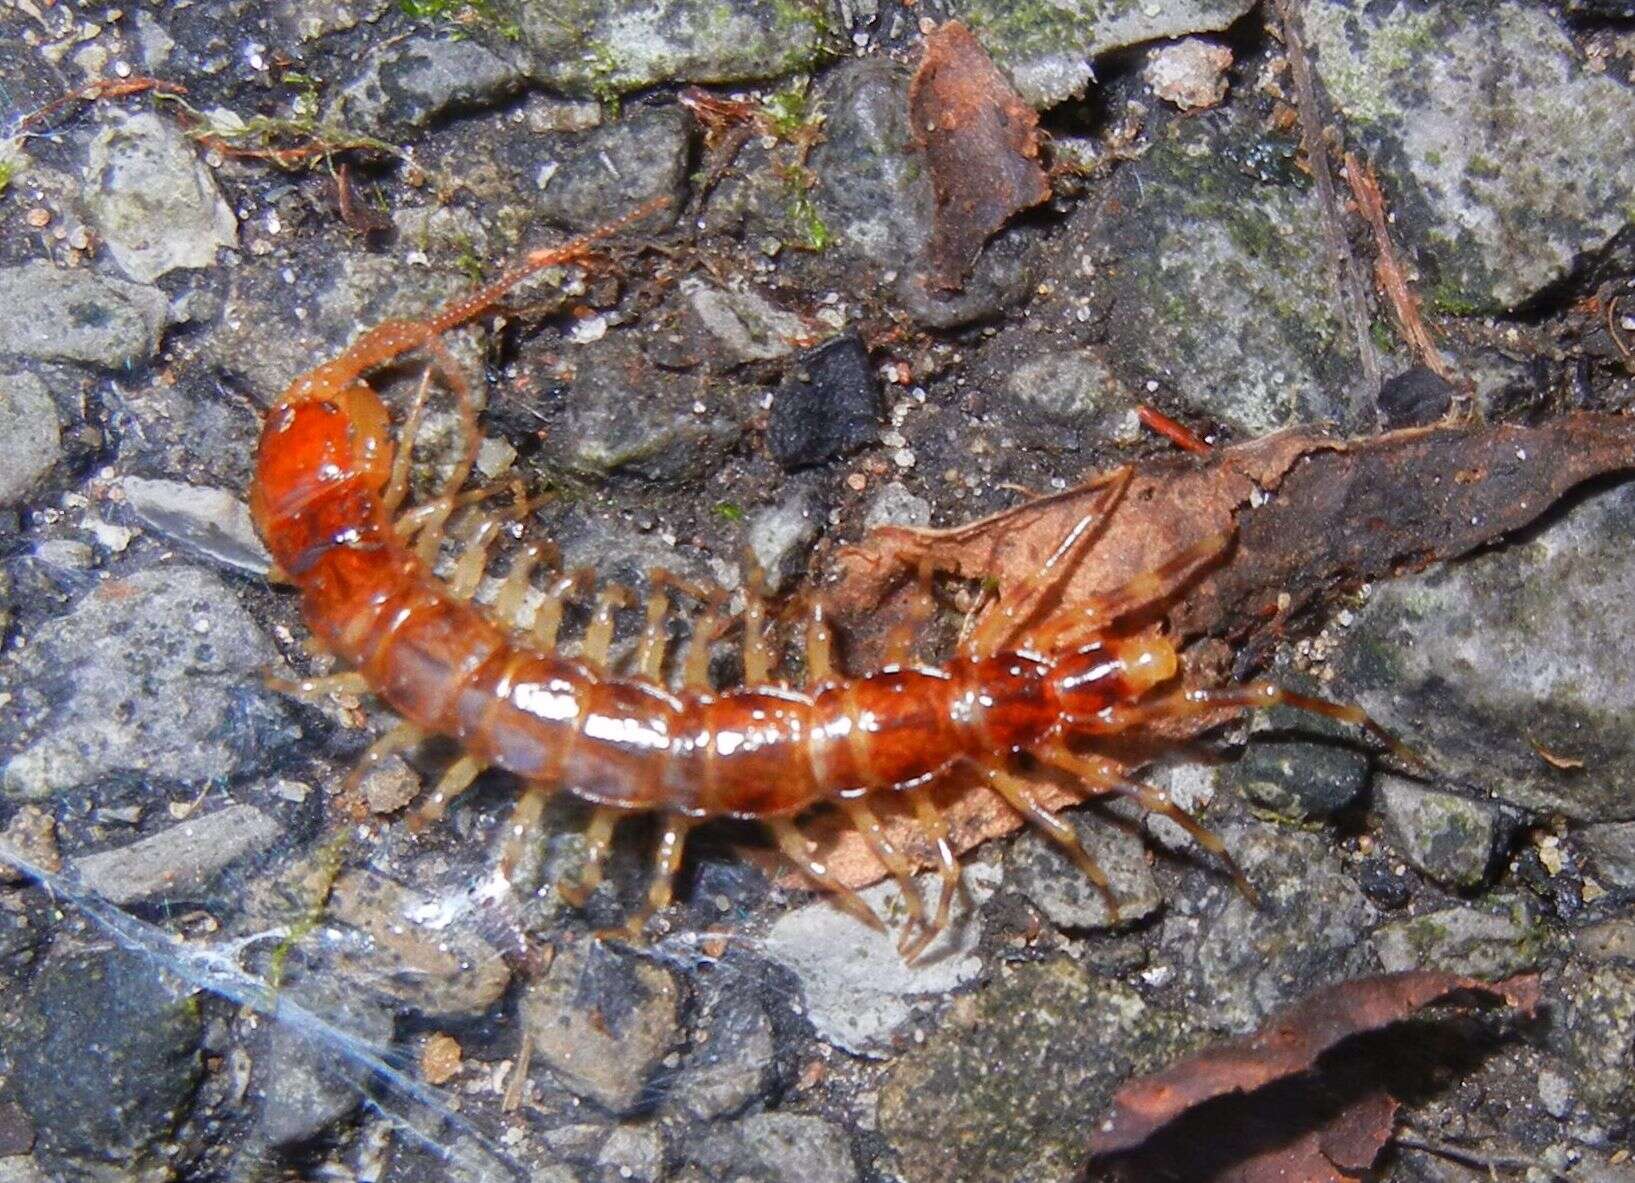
[2,2,1635,1181]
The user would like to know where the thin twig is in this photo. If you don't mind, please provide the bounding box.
[1271,0,1382,426]
[1344,150,1456,384]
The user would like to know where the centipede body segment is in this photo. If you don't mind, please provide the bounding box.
[250,202,1419,958]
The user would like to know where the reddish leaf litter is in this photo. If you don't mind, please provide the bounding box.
[909,21,1051,289]
[1087,971,1542,1182]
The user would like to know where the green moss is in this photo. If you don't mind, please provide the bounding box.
[1429,280,1483,316]
[761,79,816,139]
[0,159,14,197]
[785,182,833,251]
[400,0,521,39]
[712,500,745,522]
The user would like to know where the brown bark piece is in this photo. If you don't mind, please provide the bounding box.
[910,21,1051,290]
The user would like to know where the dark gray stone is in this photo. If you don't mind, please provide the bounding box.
[1378,365,1454,429]
[1377,775,1507,890]
[519,941,680,1114]
[530,106,689,233]
[331,34,526,135]
[2,566,281,798]
[1373,895,1552,978]
[1333,481,1635,822]
[8,948,200,1177]
[666,987,774,1120]
[1086,110,1364,434]
[1552,963,1635,1122]
[767,333,880,470]
[878,958,1190,1183]
[1230,735,1371,820]
[254,977,395,1147]
[1579,822,1635,891]
[687,1112,856,1183]
[1306,0,1635,311]
[0,372,61,506]
[511,0,837,98]
[951,0,1257,108]
[84,110,238,283]
[0,263,170,369]
[1161,823,1375,1031]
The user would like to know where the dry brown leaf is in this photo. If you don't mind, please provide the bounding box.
[811,413,1635,891]
[910,21,1051,290]
[1087,971,1541,1180]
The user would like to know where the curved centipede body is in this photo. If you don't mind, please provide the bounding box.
[250,204,1418,958]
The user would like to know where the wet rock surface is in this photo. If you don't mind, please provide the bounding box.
[2,0,1634,1177]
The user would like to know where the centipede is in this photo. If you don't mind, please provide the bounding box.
[250,199,1417,959]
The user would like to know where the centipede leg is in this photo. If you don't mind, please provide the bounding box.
[741,551,773,684]
[768,817,886,932]
[903,788,960,955]
[881,556,935,668]
[840,798,928,947]
[407,754,485,831]
[617,813,693,939]
[636,571,675,681]
[535,569,594,652]
[557,805,619,907]
[264,670,372,704]
[343,720,425,794]
[495,541,554,629]
[497,786,549,883]
[1041,745,1258,905]
[1021,528,1233,653]
[964,467,1133,658]
[582,584,634,669]
[448,514,504,600]
[982,766,1120,923]
[382,365,434,514]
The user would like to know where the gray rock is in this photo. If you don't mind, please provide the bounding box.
[324,869,512,1019]
[545,334,739,482]
[7,947,200,1178]
[767,333,881,470]
[519,941,680,1114]
[2,566,281,799]
[73,803,282,904]
[1005,806,1161,930]
[1306,0,1635,312]
[1373,895,1551,978]
[763,863,997,1055]
[1087,110,1363,434]
[686,280,812,364]
[1574,917,1635,967]
[747,486,822,593]
[1228,726,1372,821]
[331,34,525,135]
[596,1123,664,1182]
[1377,775,1506,890]
[84,111,238,283]
[1146,37,1234,112]
[862,482,930,531]
[1553,963,1635,1121]
[808,59,929,273]
[878,958,1190,1183]
[0,372,61,505]
[955,0,1256,108]
[687,1112,857,1183]
[204,253,481,400]
[532,106,689,233]
[665,987,774,1120]
[121,477,272,576]
[1161,823,1375,1031]
[254,977,395,1147]
[0,263,170,369]
[1578,822,1635,891]
[511,0,836,98]
[1002,349,1133,427]
[1333,481,1635,822]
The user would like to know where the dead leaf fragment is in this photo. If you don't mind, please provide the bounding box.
[817,413,1635,892]
[1088,971,1540,1175]
[910,21,1050,289]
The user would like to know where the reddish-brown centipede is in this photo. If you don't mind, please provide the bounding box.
[250,201,1416,957]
